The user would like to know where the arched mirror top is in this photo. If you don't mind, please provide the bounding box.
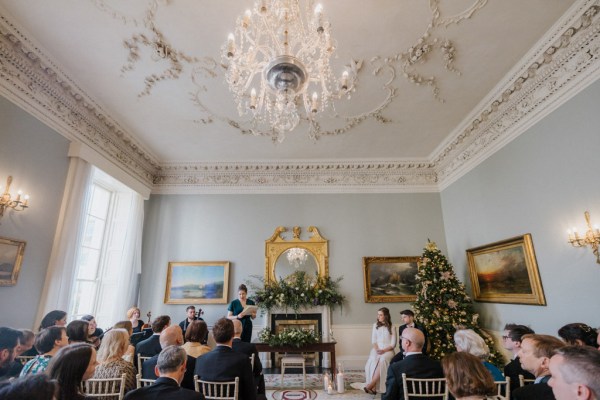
[265,226,329,283]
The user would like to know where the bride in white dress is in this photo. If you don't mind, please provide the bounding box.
[364,307,396,394]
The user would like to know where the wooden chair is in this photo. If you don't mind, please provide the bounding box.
[494,377,510,400]
[16,355,35,365]
[83,373,126,400]
[135,373,156,388]
[518,374,535,387]
[249,353,254,370]
[280,355,306,388]
[194,376,239,400]
[137,356,152,374]
[401,373,448,400]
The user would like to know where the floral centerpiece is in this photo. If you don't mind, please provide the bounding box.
[258,327,320,347]
[248,270,345,314]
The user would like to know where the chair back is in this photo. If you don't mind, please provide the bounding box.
[137,356,152,373]
[194,376,239,400]
[83,373,126,400]
[401,373,448,400]
[494,377,510,400]
[249,353,254,370]
[135,373,156,388]
[16,355,35,365]
[518,374,535,387]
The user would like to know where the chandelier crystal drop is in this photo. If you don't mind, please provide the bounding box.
[222,0,352,142]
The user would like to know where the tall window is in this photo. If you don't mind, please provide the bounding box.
[69,167,136,325]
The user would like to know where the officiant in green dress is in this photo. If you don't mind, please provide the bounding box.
[227,283,257,342]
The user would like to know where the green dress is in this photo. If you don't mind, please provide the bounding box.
[228,298,255,342]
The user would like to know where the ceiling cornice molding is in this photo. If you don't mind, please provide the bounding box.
[0,10,159,189]
[434,0,600,189]
[152,160,439,194]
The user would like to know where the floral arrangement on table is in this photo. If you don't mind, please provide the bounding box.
[258,327,320,347]
[248,270,345,314]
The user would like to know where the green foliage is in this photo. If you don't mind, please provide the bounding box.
[258,327,320,347]
[413,241,503,366]
[247,271,345,314]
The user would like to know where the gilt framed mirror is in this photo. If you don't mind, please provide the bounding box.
[265,226,329,283]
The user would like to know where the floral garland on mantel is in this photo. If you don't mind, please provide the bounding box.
[258,327,320,347]
[248,271,345,315]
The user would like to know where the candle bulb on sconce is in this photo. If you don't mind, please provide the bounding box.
[567,211,600,264]
[0,176,30,219]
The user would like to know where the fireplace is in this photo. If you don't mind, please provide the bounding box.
[271,313,322,367]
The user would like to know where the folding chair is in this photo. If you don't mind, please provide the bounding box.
[494,377,510,400]
[137,356,152,374]
[83,373,126,400]
[135,373,156,388]
[402,373,448,399]
[194,376,239,400]
[16,355,36,365]
[518,374,535,387]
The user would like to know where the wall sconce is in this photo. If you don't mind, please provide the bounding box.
[0,176,30,219]
[567,211,600,264]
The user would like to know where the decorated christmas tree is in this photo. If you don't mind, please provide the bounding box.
[413,240,503,366]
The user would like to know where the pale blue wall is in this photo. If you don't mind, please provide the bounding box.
[141,193,447,326]
[0,96,70,329]
[440,79,600,335]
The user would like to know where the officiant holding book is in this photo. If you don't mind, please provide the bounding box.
[227,284,257,342]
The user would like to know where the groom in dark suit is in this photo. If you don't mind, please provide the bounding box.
[124,345,203,400]
[383,328,443,400]
[194,318,261,400]
[391,309,428,364]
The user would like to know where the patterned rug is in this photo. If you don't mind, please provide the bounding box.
[265,371,366,390]
[271,389,318,400]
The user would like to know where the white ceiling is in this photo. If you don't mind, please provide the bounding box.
[1,0,598,193]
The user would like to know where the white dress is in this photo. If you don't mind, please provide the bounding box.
[365,323,396,393]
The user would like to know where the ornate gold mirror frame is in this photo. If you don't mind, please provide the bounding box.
[265,226,329,283]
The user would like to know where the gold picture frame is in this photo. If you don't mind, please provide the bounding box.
[466,234,546,305]
[363,256,420,303]
[165,261,230,304]
[0,237,26,286]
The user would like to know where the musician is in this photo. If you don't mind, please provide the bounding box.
[178,306,204,338]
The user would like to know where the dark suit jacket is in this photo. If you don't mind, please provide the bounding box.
[232,338,265,394]
[391,323,429,363]
[194,345,256,400]
[124,376,204,400]
[383,353,444,400]
[504,356,535,394]
[512,376,555,400]
[136,335,162,358]
[142,353,197,391]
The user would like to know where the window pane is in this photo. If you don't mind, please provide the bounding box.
[70,280,97,318]
[89,185,110,219]
[76,247,100,280]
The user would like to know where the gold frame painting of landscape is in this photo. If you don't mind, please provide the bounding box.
[165,261,230,304]
[363,256,420,303]
[466,234,546,305]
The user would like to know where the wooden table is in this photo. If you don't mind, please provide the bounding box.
[254,341,337,371]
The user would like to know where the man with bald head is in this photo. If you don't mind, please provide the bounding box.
[382,328,443,400]
[142,325,197,390]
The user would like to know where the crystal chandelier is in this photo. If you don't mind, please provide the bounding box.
[222,0,352,142]
[287,247,308,268]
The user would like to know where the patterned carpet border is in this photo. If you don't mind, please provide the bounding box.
[265,371,365,390]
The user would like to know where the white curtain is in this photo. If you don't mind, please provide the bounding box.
[35,157,92,329]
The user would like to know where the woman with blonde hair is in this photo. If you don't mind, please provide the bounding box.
[126,307,144,333]
[442,352,501,399]
[92,328,136,394]
[454,329,504,381]
[112,321,135,362]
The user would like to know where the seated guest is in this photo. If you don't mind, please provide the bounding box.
[513,334,566,400]
[113,320,136,362]
[66,320,90,344]
[127,307,145,334]
[47,342,99,400]
[443,352,501,400]
[3,329,38,378]
[124,345,204,400]
[182,321,211,358]
[194,318,259,400]
[454,329,504,381]
[391,309,428,363]
[93,328,136,394]
[136,315,171,360]
[232,319,265,395]
[383,327,443,400]
[502,324,535,393]
[364,307,396,394]
[0,327,21,381]
[558,323,598,348]
[179,306,203,338]
[0,373,59,400]
[81,315,103,349]
[142,325,196,391]
[549,345,600,400]
[16,329,36,356]
[20,326,69,376]
[39,310,67,331]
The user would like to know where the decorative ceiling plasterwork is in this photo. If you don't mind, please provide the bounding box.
[99,0,488,140]
[0,1,599,194]
[0,13,159,188]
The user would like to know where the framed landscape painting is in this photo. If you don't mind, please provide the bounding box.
[165,261,230,304]
[466,234,546,305]
[0,237,26,286]
[363,256,420,303]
